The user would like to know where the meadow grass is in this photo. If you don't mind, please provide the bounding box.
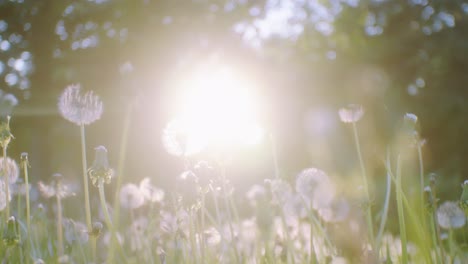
[0,87,466,264]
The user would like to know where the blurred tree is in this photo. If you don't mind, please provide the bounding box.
[0,0,465,196]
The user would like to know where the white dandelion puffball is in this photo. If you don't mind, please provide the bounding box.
[338,104,364,123]
[437,201,466,229]
[296,168,336,210]
[120,183,145,209]
[0,157,19,184]
[58,84,103,126]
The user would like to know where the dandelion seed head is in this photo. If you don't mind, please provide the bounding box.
[161,119,205,157]
[296,168,336,210]
[37,176,75,199]
[437,201,466,229]
[265,178,292,206]
[0,181,11,211]
[64,219,88,245]
[338,104,364,123]
[204,227,221,247]
[120,183,145,209]
[0,156,19,184]
[246,184,267,207]
[318,197,350,223]
[139,177,165,203]
[58,84,103,126]
[11,180,31,196]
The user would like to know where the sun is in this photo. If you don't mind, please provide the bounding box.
[166,63,264,155]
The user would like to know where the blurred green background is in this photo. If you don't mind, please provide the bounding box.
[0,0,467,205]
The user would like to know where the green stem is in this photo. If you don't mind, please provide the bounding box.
[351,122,374,248]
[98,180,125,263]
[80,125,92,230]
[429,213,442,264]
[396,155,408,264]
[376,151,392,254]
[108,104,132,262]
[22,160,31,243]
[200,192,206,263]
[79,125,95,261]
[220,166,240,263]
[56,190,64,257]
[98,181,114,234]
[3,146,10,220]
[309,218,317,264]
[417,144,424,204]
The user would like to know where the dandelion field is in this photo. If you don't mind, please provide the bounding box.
[0,83,465,264]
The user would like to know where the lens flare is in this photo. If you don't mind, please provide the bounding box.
[165,64,263,155]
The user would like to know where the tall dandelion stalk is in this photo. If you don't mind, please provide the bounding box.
[37,173,75,259]
[58,84,103,258]
[20,153,31,263]
[88,146,119,262]
[339,105,374,248]
[109,103,133,262]
[395,155,408,264]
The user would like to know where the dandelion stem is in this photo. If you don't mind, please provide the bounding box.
[429,213,442,263]
[220,165,240,263]
[21,157,31,243]
[351,122,374,248]
[80,125,92,230]
[108,103,133,262]
[98,180,114,232]
[3,145,10,220]
[79,124,95,260]
[56,189,64,257]
[417,144,426,227]
[376,150,392,254]
[395,155,408,264]
[199,192,206,263]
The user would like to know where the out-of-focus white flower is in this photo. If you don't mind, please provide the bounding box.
[296,168,336,210]
[338,104,364,123]
[318,197,350,223]
[38,174,75,199]
[0,180,11,211]
[120,183,145,209]
[437,201,466,229]
[161,119,206,156]
[58,84,103,126]
[0,157,19,184]
[266,178,292,205]
[380,233,418,262]
[245,184,267,207]
[139,177,165,203]
[63,219,89,245]
[204,227,221,247]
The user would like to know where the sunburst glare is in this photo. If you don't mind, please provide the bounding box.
[164,64,264,155]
